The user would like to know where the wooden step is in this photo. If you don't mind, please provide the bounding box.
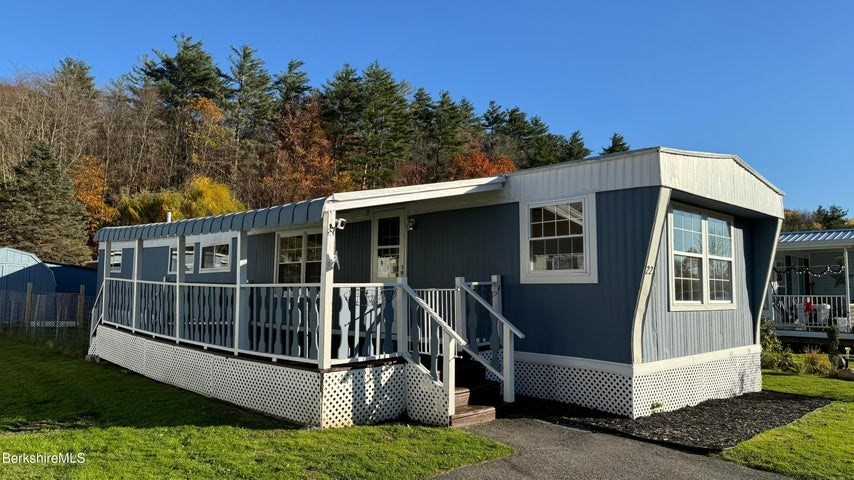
[455,381,499,409]
[450,404,496,427]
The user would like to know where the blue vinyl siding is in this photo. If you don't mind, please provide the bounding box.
[248,233,276,284]
[336,220,372,283]
[141,246,170,281]
[641,217,760,362]
[408,187,659,363]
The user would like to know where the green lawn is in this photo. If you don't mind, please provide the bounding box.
[722,372,854,480]
[0,339,510,479]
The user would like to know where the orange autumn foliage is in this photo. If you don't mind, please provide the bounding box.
[450,151,516,180]
[70,155,118,236]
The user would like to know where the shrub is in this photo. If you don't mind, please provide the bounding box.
[801,346,833,376]
[827,325,840,367]
[760,318,794,371]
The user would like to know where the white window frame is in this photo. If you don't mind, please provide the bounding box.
[667,203,736,311]
[520,194,598,284]
[109,250,122,273]
[371,209,407,284]
[275,229,323,285]
[167,245,195,274]
[199,241,232,273]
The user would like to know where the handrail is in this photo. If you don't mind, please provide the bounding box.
[400,284,467,346]
[90,285,104,336]
[458,282,525,338]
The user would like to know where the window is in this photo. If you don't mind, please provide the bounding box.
[168,246,195,274]
[277,232,322,284]
[521,195,598,284]
[376,216,401,280]
[669,205,734,309]
[109,250,122,273]
[200,243,230,271]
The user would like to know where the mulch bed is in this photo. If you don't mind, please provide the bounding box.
[508,391,830,452]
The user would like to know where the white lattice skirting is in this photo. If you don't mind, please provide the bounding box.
[512,346,761,418]
[91,327,448,428]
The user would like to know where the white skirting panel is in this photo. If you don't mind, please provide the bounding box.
[632,351,761,417]
[92,327,450,427]
[510,346,761,419]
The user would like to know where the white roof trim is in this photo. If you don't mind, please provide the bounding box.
[657,147,784,196]
[325,176,506,212]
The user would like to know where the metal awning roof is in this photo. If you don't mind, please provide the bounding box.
[93,198,326,242]
[778,228,854,250]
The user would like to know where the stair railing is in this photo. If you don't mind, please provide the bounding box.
[397,277,467,416]
[455,275,525,403]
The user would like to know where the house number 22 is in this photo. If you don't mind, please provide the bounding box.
[644,266,655,275]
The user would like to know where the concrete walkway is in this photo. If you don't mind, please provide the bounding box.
[436,418,789,480]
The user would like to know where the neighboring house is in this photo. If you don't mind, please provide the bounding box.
[766,229,853,338]
[88,147,783,427]
[0,247,56,293]
[45,262,98,296]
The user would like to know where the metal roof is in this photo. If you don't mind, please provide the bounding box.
[779,228,854,245]
[93,198,326,242]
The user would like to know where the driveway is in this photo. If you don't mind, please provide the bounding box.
[435,418,789,480]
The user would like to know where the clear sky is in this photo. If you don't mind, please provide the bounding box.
[1,1,851,212]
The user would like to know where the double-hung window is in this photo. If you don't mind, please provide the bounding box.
[669,205,734,310]
[521,194,598,284]
[278,232,322,284]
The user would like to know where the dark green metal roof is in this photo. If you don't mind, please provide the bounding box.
[93,198,326,242]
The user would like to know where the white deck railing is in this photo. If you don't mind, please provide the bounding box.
[770,294,851,331]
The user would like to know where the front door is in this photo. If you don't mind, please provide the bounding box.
[372,210,406,284]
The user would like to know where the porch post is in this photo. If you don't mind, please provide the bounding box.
[318,210,336,369]
[131,238,143,332]
[443,334,456,416]
[234,230,248,355]
[845,247,851,320]
[454,277,466,342]
[102,240,111,325]
[492,274,514,402]
[396,276,409,358]
[175,236,186,342]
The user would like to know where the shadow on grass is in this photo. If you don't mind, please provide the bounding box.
[0,338,298,433]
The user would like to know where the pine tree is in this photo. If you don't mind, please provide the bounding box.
[601,133,630,155]
[563,130,591,161]
[356,62,411,188]
[226,44,275,141]
[140,34,227,109]
[318,64,364,176]
[274,59,312,107]
[433,91,465,179]
[0,142,90,263]
[814,205,850,230]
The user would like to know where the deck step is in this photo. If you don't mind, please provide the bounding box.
[454,382,499,409]
[450,404,496,427]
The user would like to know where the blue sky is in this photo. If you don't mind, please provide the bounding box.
[1,1,851,212]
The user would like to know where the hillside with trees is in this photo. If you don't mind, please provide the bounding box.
[1,34,628,262]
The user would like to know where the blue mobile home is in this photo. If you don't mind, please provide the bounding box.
[89,147,783,426]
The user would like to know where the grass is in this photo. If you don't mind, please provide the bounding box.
[721,371,854,480]
[0,339,511,479]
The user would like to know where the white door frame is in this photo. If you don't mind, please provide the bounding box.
[371,209,407,284]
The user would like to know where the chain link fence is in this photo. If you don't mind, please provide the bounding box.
[0,287,94,356]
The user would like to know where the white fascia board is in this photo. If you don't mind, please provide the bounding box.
[777,241,854,251]
[325,176,506,212]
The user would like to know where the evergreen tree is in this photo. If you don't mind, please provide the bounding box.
[140,34,227,108]
[274,59,312,107]
[481,100,507,159]
[814,204,850,230]
[433,91,464,179]
[318,64,364,176]
[457,98,485,151]
[600,132,630,155]
[563,130,591,160]
[226,44,275,141]
[356,62,411,188]
[408,87,436,182]
[0,142,90,263]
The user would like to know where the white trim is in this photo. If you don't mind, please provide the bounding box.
[519,193,598,284]
[326,176,505,212]
[757,219,783,344]
[631,187,671,364]
[516,344,761,377]
[667,203,737,311]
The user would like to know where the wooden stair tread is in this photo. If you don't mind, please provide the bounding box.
[450,404,496,427]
